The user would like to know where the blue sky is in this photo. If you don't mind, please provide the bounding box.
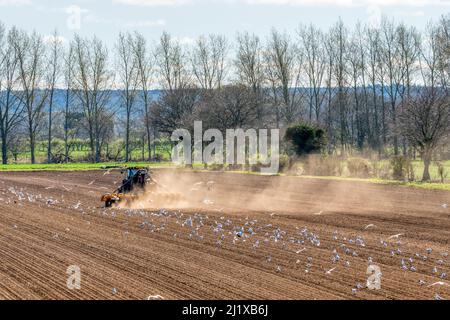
[1,0,450,47]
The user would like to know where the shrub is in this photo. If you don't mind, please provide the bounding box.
[250,161,263,172]
[406,161,415,182]
[390,156,414,181]
[278,154,291,172]
[227,163,243,171]
[288,161,304,176]
[284,123,326,156]
[208,162,224,171]
[304,154,341,176]
[436,161,447,183]
[347,157,372,178]
[371,159,391,180]
[249,155,289,173]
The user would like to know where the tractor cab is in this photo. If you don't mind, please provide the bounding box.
[101,167,149,207]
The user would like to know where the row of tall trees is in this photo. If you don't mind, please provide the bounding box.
[1,16,450,172]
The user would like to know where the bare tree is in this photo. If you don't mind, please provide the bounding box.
[399,88,450,181]
[132,31,153,160]
[380,17,404,155]
[63,43,76,163]
[420,22,444,89]
[151,87,199,135]
[198,85,258,131]
[323,32,337,152]
[11,28,48,164]
[72,35,114,163]
[366,25,382,151]
[348,32,365,149]
[116,32,139,162]
[299,24,326,123]
[397,23,421,155]
[46,30,63,163]
[153,32,198,138]
[0,24,24,164]
[191,34,228,90]
[347,23,373,150]
[1,18,450,165]
[235,32,264,92]
[397,23,420,100]
[436,14,450,86]
[265,28,301,126]
[328,19,350,154]
[155,32,189,92]
[235,31,266,123]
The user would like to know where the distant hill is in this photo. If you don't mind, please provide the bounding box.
[0,85,412,115]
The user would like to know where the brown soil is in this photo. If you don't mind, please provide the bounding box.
[0,169,449,300]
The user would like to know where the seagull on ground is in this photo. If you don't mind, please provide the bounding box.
[325,267,336,274]
[387,233,404,240]
[427,281,449,287]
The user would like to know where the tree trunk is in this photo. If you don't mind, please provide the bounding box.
[422,148,432,182]
[64,107,69,163]
[125,111,130,162]
[143,94,152,161]
[94,124,100,163]
[64,136,69,163]
[30,135,36,164]
[147,127,152,161]
[1,135,7,165]
[95,138,100,163]
[141,135,145,161]
[89,133,95,163]
[153,127,157,158]
[47,90,54,163]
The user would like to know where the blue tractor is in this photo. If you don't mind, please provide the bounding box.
[101,167,149,207]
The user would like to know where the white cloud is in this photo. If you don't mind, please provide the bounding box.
[124,19,166,28]
[243,0,450,7]
[393,10,426,16]
[366,4,381,27]
[0,0,31,6]
[84,13,111,25]
[113,0,191,6]
[81,14,167,29]
[173,36,196,45]
[43,34,67,44]
[112,0,450,6]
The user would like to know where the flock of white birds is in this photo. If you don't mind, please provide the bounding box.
[1,179,449,300]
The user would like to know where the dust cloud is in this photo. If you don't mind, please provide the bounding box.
[121,168,400,216]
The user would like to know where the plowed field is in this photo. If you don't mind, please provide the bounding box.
[0,169,449,300]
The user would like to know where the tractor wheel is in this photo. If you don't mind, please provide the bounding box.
[105,199,112,208]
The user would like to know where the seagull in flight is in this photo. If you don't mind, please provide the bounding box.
[296,248,306,254]
[364,224,376,230]
[313,210,323,215]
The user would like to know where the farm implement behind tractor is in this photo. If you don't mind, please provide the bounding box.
[101,167,185,208]
[101,167,148,207]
